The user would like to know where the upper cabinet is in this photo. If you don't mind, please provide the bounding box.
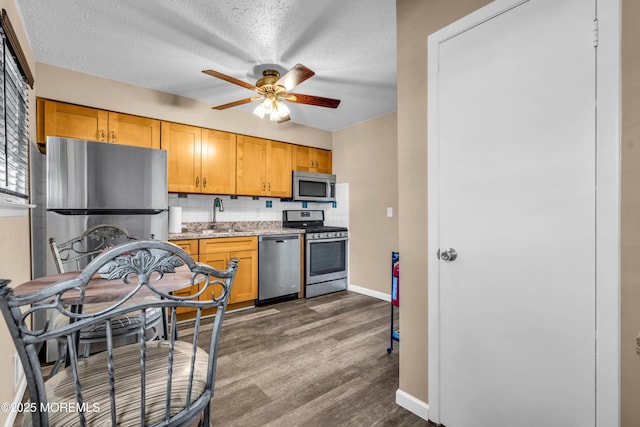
[267,140,293,197]
[236,135,292,197]
[36,99,160,153]
[161,122,236,195]
[161,122,202,193]
[37,99,330,198]
[292,145,332,174]
[107,112,160,149]
[202,129,236,195]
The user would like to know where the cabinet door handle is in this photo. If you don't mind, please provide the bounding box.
[203,177,207,188]
[99,130,106,141]
[262,182,266,191]
[268,182,271,191]
[110,131,116,143]
[195,177,200,187]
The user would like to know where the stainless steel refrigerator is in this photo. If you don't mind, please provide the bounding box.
[31,137,168,362]
[41,137,168,277]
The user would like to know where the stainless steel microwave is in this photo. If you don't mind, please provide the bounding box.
[292,171,336,202]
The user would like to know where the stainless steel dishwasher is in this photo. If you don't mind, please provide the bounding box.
[258,234,301,304]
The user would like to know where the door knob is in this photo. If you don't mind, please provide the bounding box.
[439,248,457,262]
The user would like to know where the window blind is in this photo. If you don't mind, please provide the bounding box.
[0,24,29,198]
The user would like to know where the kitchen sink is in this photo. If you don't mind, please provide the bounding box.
[198,227,240,235]
[200,229,230,234]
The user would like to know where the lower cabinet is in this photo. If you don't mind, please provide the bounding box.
[199,236,258,305]
[170,239,200,315]
[171,237,258,319]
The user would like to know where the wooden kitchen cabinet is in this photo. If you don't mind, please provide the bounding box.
[236,135,292,197]
[201,129,236,194]
[235,135,266,195]
[292,145,332,174]
[36,99,160,152]
[37,99,107,149]
[107,112,160,149]
[171,239,200,315]
[172,239,199,259]
[199,236,258,305]
[162,122,202,193]
[162,122,236,195]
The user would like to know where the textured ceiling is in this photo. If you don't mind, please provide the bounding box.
[17,0,397,132]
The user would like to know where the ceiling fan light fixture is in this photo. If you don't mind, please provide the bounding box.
[253,98,271,119]
[270,100,289,122]
[253,97,290,122]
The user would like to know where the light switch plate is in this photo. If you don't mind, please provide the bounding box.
[387,207,393,218]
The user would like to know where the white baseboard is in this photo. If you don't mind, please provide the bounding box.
[347,283,390,301]
[4,378,26,427]
[396,388,429,421]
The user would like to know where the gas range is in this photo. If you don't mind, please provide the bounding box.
[282,210,348,240]
[288,225,348,241]
[282,210,348,298]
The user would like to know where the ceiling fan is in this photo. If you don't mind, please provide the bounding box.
[202,64,341,123]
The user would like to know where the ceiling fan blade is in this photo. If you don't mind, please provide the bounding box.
[275,64,315,92]
[212,97,259,110]
[202,70,258,91]
[285,93,341,109]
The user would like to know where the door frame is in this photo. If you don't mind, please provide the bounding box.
[426,0,620,425]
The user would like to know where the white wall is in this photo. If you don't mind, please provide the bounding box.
[332,112,398,296]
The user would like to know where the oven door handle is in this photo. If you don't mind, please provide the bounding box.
[307,236,348,244]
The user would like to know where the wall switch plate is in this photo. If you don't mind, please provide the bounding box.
[387,207,393,218]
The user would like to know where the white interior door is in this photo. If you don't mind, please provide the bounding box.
[429,0,596,426]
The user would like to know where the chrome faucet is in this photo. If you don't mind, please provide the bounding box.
[212,197,224,224]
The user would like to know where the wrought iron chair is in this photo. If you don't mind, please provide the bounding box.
[49,224,164,359]
[49,224,138,274]
[0,240,238,426]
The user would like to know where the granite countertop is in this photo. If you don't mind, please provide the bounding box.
[168,221,304,241]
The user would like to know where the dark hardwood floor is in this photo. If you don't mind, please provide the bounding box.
[180,290,429,426]
[13,291,429,426]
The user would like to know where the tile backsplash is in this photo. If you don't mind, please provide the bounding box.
[168,182,349,227]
